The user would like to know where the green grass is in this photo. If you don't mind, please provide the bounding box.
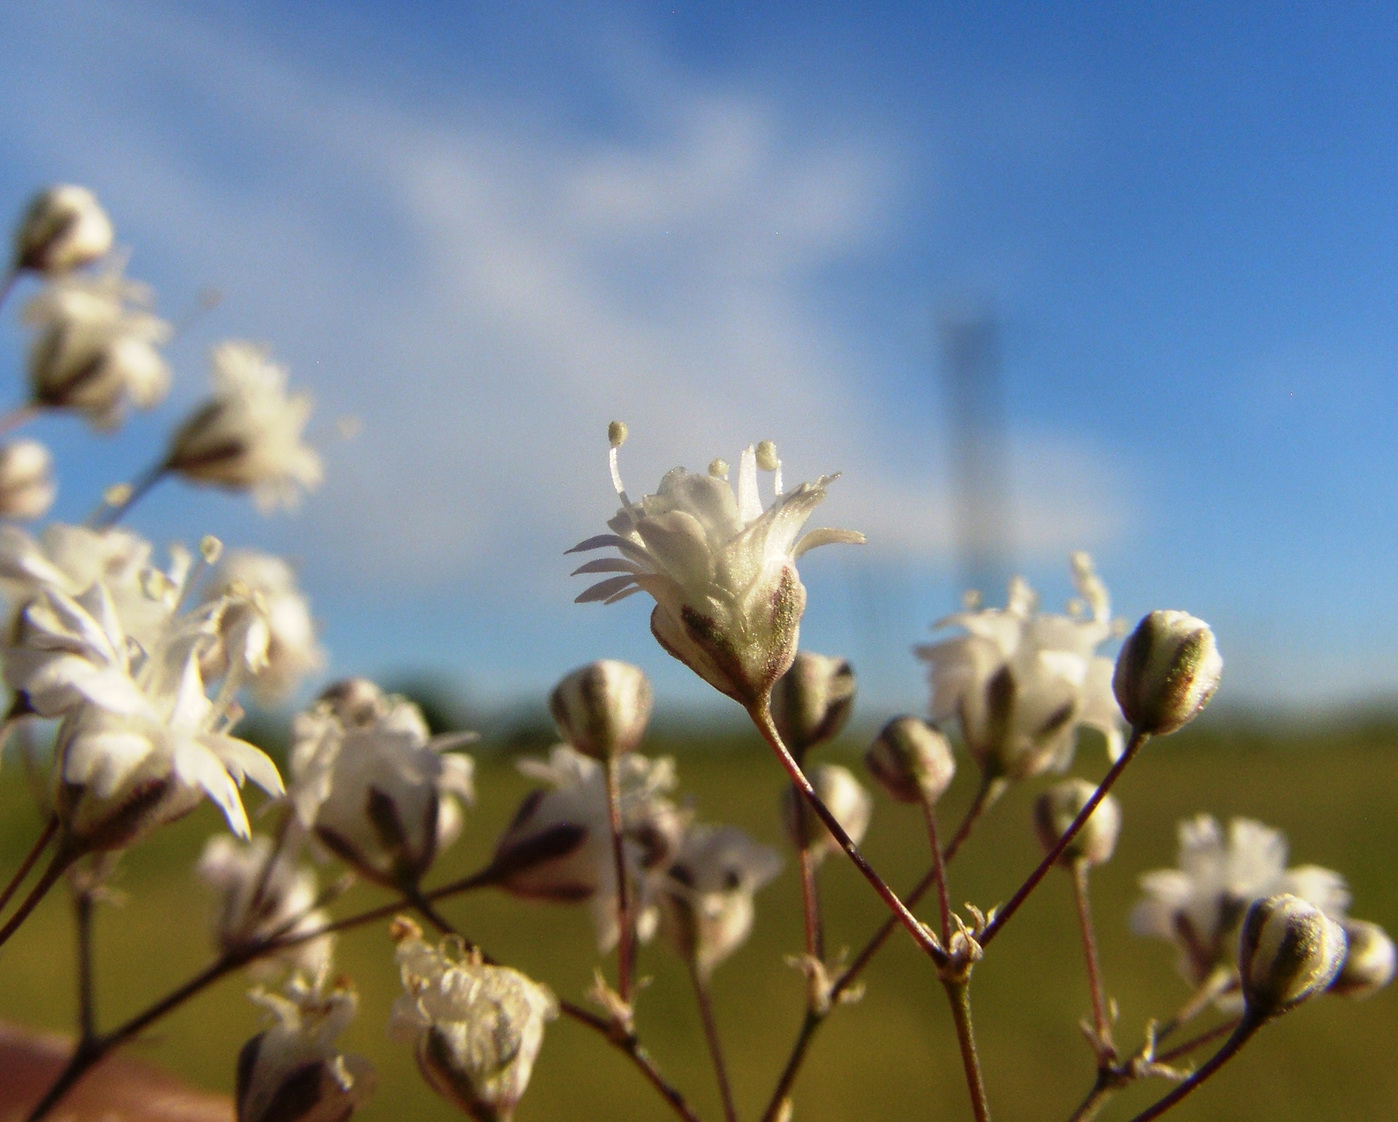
[2,719,1395,1122]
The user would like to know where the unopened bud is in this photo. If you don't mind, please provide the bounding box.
[864,717,955,805]
[0,439,56,520]
[1330,919,1396,999]
[782,764,872,865]
[14,185,114,274]
[548,660,653,760]
[1113,611,1222,735]
[770,652,856,757]
[1033,779,1121,867]
[1239,894,1347,1017]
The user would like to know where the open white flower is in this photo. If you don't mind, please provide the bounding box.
[201,550,323,703]
[288,686,475,888]
[237,972,375,1122]
[658,822,782,980]
[1132,815,1350,998]
[570,427,863,706]
[23,265,170,429]
[915,553,1124,780]
[167,341,322,512]
[198,833,333,980]
[489,743,687,951]
[390,923,557,1122]
[13,185,114,274]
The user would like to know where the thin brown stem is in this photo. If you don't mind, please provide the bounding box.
[945,978,992,1122]
[796,822,823,963]
[0,403,39,437]
[0,267,17,309]
[0,815,57,916]
[748,700,943,964]
[73,885,97,1042]
[0,844,78,950]
[89,461,168,529]
[1071,860,1112,1053]
[690,961,738,1122]
[982,729,1150,948]
[759,1010,820,1122]
[1126,1016,1262,1122]
[605,753,634,1004]
[1154,1017,1241,1067]
[922,798,953,948]
[1065,1077,1114,1122]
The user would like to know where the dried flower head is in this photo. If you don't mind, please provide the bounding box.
[915,553,1124,781]
[390,924,557,1122]
[570,428,863,706]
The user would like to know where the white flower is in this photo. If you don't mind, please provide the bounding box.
[915,552,1124,780]
[202,550,323,703]
[489,744,687,951]
[197,833,333,980]
[390,924,557,1122]
[167,341,322,512]
[570,429,863,706]
[237,973,375,1122]
[23,265,170,429]
[658,822,782,979]
[287,687,475,887]
[0,440,56,521]
[13,185,114,274]
[1132,815,1350,995]
[781,763,873,867]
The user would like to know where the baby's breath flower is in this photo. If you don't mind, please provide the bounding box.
[23,265,170,429]
[915,553,1124,780]
[570,428,863,706]
[1033,779,1121,868]
[389,923,557,1122]
[548,659,652,761]
[658,822,782,979]
[236,972,374,1122]
[1239,894,1347,1018]
[770,651,856,758]
[865,716,956,805]
[13,185,114,275]
[166,341,323,512]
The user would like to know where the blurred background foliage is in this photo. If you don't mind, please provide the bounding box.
[2,707,1395,1122]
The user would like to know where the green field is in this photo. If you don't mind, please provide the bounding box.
[2,717,1395,1121]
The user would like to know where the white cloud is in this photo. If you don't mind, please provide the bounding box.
[0,0,1129,602]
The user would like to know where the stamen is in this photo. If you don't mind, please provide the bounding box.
[708,458,730,479]
[607,421,633,507]
[756,440,782,495]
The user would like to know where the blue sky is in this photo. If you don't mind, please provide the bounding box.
[1,1,1396,717]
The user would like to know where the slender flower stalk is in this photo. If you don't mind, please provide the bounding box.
[945,978,992,1122]
[689,960,738,1122]
[605,752,635,1004]
[1125,1017,1262,1122]
[0,814,56,915]
[981,727,1150,948]
[1072,859,1113,1054]
[922,798,954,948]
[749,699,943,963]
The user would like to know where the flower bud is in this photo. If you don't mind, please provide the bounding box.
[1113,611,1222,735]
[1239,893,1347,1017]
[1033,779,1121,868]
[864,717,955,805]
[1330,919,1396,999]
[0,439,56,520]
[770,652,856,756]
[14,185,114,274]
[781,764,872,865]
[549,660,653,760]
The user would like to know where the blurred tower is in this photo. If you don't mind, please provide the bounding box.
[939,307,1013,601]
